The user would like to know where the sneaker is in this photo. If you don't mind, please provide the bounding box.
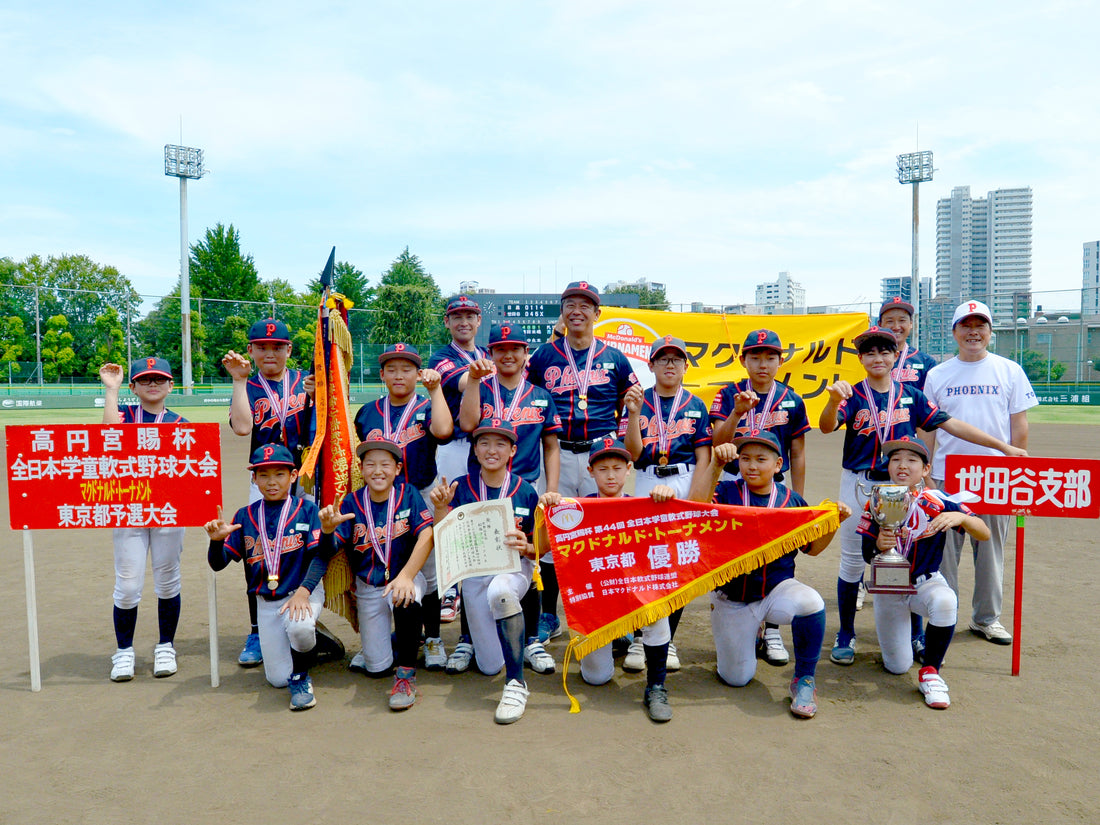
[423,637,447,670]
[238,633,263,667]
[666,642,681,672]
[830,634,856,666]
[537,613,562,643]
[523,639,556,674]
[445,639,475,674]
[348,650,368,675]
[757,626,789,666]
[789,675,818,718]
[855,581,867,611]
[912,634,927,665]
[389,666,418,711]
[314,621,346,664]
[288,673,316,711]
[152,642,177,678]
[622,639,645,672]
[494,678,530,724]
[969,619,1012,645]
[918,666,950,709]
[612,635,633,657]
[440,587,461,623]
[643,684,673,723]
[110,647,135,682]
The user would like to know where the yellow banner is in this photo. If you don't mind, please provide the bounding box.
[593,307,869,421]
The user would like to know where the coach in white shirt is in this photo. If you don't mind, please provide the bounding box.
[924,300,1035,645]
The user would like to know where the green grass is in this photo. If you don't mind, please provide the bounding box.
[1027,405,1100,425]
[0,407,232,425]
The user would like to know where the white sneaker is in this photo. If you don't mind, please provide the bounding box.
[855,581,867,611]
[445,640,475,674]
[623,639,645,672]
[760,627,790,666]
[918,666,950,709]
[969,619,1012,645]
[494,678,529,724]
[348,650,368,674]
[666,642,681,672]
[152,643,177,678]
[110,647,135,682]
[523,640,556,674]
[424,637,447,670]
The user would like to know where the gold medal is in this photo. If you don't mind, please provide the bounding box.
[658,455,669,466]
[578,396,588,411]
[268,575,279,591]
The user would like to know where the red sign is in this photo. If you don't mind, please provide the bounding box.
[6,423,222,530]
[943,455,1099,519]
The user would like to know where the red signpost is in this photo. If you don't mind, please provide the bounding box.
[943,455,1100,676]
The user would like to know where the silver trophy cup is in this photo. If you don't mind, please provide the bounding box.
[867,484,917,594]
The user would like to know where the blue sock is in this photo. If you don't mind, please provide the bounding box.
[113,605,138,649]
[836,578,860,644]
[791,609,826,680]
[911,612,924,642]
[158,595,181,644]
[923,623,955,671]
[496,613,525,684]
[644,642,669,688]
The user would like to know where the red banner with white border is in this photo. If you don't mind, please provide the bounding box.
[943,455,1099,519]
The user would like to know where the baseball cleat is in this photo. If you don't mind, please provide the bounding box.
[789,676,818,718]
[829,634,856,666]
[918,667,950,709]
[643,684,673,723]
[389,667,418,711]
[288,673,316,711]
[238,633,263,667]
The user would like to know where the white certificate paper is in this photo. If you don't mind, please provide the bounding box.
[433,498,520,597]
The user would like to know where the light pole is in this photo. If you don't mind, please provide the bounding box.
[164,144,205,395]
[896,151,934,347]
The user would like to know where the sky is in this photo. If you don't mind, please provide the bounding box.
[2,0,1098,315]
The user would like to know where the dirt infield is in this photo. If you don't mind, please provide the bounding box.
[1,424,1097,825]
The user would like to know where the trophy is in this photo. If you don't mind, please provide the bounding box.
[866,484,917,595]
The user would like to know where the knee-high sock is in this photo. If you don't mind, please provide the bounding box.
[668,606,684,639]
[836,578,860,643]
[521,585,540,641]
[158,595,181,644]
[421,591,442,639]
[644,642,669,688]
[923,623,955,671]
[791,609,826,680]
[248,591,259,634]
[496,613,525,683]
[114,605,138,649]
[394,602,424,669]
[540,563,560,616]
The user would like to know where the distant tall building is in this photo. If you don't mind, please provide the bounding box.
[935,185,1032,322]
[754,271,805,310]
[879,276,932,306]
[604,277,667,295]
[1084,242,1100,316]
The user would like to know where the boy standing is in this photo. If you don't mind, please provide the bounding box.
[428,294,487,483]
[100,358,187,682]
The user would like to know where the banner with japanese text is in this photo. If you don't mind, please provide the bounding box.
[537,495,840,660]
[593,306,869,417]
[6,423,222,530]
[943,455,1099,519]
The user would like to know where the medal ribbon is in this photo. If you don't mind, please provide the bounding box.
[740,481,779,510]
[893,344,910,380]
[382,396,418,443]
[362,488,396,581]
[651,386,685,462]
[561,341,596,407]
[895,497,920,559]
[860,379,899,455]
[489,377,527,422]
[257,497,293,587]
[138,408,166,424]
[257,372,292,443]
[478,471,511,502]
[449,342,480,366]
[744,380,778,435]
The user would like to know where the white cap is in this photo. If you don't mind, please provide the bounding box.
[951,299,992,328]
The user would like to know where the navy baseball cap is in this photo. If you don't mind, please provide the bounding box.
[733,429,782,457]
[129,357,173,381]
[488,324,529,349]
[742,329,784,354]
[588,436,631,465]
[472,417,518,444]
[248,318,291,344]
[378,342,422,368]
[882,435,930,464]
[853,326,898,352]
[878,297,915,321]
[356,437,403,462]
[561,280,600,307]
[248,444,297,470]
[445,295,481,315]
[649,335,687,361]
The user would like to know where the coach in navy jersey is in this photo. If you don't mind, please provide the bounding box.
[878,297,937,391]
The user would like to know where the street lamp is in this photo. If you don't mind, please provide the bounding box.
[164,144,205,395]
[897,150,934,347]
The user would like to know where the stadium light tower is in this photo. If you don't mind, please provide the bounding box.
[164,144,205,395]
[896,150,933,347]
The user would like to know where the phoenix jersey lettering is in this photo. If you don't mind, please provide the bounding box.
[354,396,438,490]
[451,471,539,537]
[624,391,712,470]
[857,489,973,583]
[834,382,949,474]
[120,406,187,424]
[467,382,562,482]
[891,348,937,391]
[244,369,312,465]
[221,498,324,599]
[708,379,809,473]
[332,484,433,587]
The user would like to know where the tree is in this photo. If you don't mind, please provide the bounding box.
[0,315,29,382]
[41,314,76,382]
[1019,349,1065,383]
[367,248,446,349]
[91,307,127,373]
[306,260,374,343]
[605,279,670,311]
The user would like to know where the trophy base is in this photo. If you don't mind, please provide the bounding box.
[867,555,916,595]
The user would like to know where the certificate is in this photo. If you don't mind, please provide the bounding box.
[433,498,520,597]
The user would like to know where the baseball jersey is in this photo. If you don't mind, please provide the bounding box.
[120,405,187,424]
[244,369,313,466]
[857,489,974,583]
[331,483,433,587]
[712,481,809,603]
[834,381,949,475]
[354,395,439,490]
[527,338,639,442]
[625,388,712,470]
[451,471,539,538]
[466,380,563,483]
[216,497,325,599]
[891,345,938,391]
[924,353,1038,480]
[708,379,809,473]
[428,343,488,430]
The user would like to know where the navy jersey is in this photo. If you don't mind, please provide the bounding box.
[466,380,563,483]
[527,338,638,442]
[451,471,539,538]
[892,346,938,392]
[834,382,949,474]
[428,343,488,431]
[624,389,712,470]
[712,481,808,603]
[333,484,433,587]
[219,497,324,599]
[354,395,439,490]
[120,405,187,424]
[857,489,973,583]
[708,379,809,473]
[244,369,313,465]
